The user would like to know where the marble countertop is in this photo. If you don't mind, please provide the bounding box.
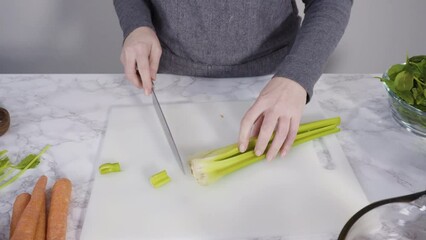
[0,74,425,240]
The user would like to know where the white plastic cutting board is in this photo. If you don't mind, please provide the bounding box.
[81,100,368,240]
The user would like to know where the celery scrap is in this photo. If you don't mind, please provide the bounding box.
[0,145,51,190]
[150,170,171,188]
[0,150,7,159]
[99,162,121,175]
[0,150,10,175]
[11,154,41,170]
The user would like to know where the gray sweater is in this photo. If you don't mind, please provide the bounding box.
[113,0,352,100]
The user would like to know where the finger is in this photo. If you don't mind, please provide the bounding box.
[254,113,279,157]
[136,55,152,95]
[149,45,162,81]
[122,51,142,88]
[280,117,300,157]
[266,117,290,161]
[239,104,264,152]
[250,115,264,138]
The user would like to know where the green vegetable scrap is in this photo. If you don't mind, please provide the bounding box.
[150,170,171,188]
[99,162,121,175]
[0,145,51,190]
[0,150,11,176]
[12,154,41,170]
[189,117,341,186]
[377,55,426,111]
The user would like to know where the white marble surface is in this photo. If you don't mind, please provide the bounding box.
[0,74,425,240]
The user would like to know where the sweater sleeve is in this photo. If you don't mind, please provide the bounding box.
[113,0,154,40]
[274,0,353,102]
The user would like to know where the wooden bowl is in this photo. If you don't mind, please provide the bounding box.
[0,107,10,136]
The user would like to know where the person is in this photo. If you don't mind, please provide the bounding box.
[113,0,352,161]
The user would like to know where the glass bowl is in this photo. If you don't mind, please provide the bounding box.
[383,82,426,137]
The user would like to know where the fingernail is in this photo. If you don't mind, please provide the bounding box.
[239,144,246,152]
[281,149,287,157]
[255,150,262,156]
[145,89,149,95]
[266,154,272,162]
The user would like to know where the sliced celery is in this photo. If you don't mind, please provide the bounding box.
[150,170,171,188]
[99,162,121,175]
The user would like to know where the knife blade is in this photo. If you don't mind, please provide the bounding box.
[152,87,186,174]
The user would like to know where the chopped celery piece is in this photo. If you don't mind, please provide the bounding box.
[99,162,121,175]
[150,170,171,188]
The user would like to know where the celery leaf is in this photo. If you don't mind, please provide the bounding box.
[12,154,40,170]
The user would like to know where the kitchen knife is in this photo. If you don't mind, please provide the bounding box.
[152,87,186,174]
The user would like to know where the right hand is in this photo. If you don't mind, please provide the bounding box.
[120,26,162,95]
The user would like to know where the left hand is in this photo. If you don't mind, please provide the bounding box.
[238,77,307,161]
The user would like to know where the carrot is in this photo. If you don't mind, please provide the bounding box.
[35,189,46,240]
[47,178,72,240]
[10,193,31,239]
[11,175,47,240]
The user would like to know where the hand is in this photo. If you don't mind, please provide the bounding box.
[238,77,307,161]
[120,27,162,95]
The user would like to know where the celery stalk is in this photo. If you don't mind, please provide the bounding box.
[295,124,337,140]
[293,127,340,146]
[189,117,340,164]
[297,117,340,133]
[190,138,257,163]
[189,117,341,186]
[0,145,50,190]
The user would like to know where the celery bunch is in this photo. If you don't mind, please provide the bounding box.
[189,117,341,186]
